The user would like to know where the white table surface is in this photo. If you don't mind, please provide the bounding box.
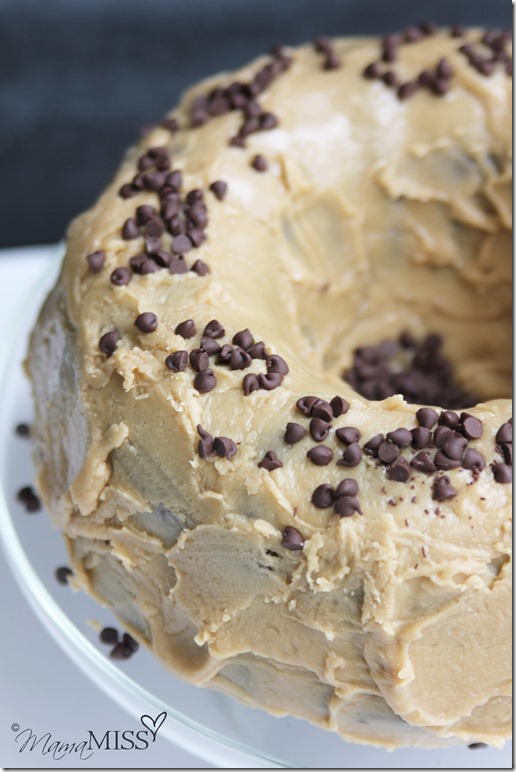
[0,246,212,769]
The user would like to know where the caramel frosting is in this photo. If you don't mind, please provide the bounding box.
[28,28,512,748]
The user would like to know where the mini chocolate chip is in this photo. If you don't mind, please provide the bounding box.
[135,312,158,333]
[15,423,30,438]
[86,250,105,272]
[336,427,361,445]
[170,253,193,273]
[142,258,161,274]
[197,424,214,458]
[143,171,167,191]
[188,229,206,249]
[451,24,466,37]
[136,205,157,225]
[420,20,437,35]
[230,347,252,370]
[260,111,279,129]
[337,442,362,468]
[443,435,467,460]
[144,236,162,254]
[330,396,349,418]
[378,441,400,464]
[382,46,397,63]
[122,218,140,240]
[194,369,216,393]
[99,627,119,645]
[433,426,454,448]
[190,348,210,372]
[436,57,454,79]
[243,373,260,395]
[17,486,41,512]
[501,443,512,465]
[233,329,254,350]
[434,450,461,470]
[144,219,164,238]
[324,51,341,70]
[411,427,432,450]
[218,344,233,363]
[363,62,383,79]
[267,354,289,375]
[386,428,412,448]
[398,81,419,100]
[415,407,439,429]
[248,341,267,359]
[161,116,179,132]
[404,25,424,42]
[281,526,305,550]
[460,414,483,440]
[119,183,138,198]
[378,339,399,358]
[110,642,132,660]
[307,446,333,466]
[200,336,221,356]
[165,351,188,372]
[185,188,204,205]
[171,234,193,255]
[175,319,196,338]
[311,484,334,508]
[462,448,485,471]
[493,463,512,483]
[110,267,132,286]
[122,632,139,654]
[129,253,147,273]
[213,436,238,459]
[313,36,332,53]
[55,566,73,585]
[310,417,330,442]
[363,433,384,457]
[296,396,319,416]
[259,372,284,390]
[410,451,436,474]
[258,450,283,471]
[209,180,228,201]
[203,319,225,339]
[99,330,120,357]
[335,478,359,498]
[439,410,460,429]
[285,422,307,444]
[429,76,449,95]
[474,58,495,76]
[386,458,410,483]
[251,154,268,172]
[191,259,210,276]
[496,422,513,444]
[334,496,361,517]
[309,400,332,423]
[383,70,399,87]
[433,476,457,501]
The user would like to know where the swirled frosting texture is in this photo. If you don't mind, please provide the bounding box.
[28,30,511,748]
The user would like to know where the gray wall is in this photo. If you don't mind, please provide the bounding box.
[0,0,511,247]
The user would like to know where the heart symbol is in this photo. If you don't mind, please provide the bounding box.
[140,711,167,742]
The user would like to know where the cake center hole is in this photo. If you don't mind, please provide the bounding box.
[343,331,482,410]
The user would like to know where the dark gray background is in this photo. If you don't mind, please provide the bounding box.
[0,0,511,248]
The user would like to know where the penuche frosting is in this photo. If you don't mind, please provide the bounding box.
[28,28,511,748]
